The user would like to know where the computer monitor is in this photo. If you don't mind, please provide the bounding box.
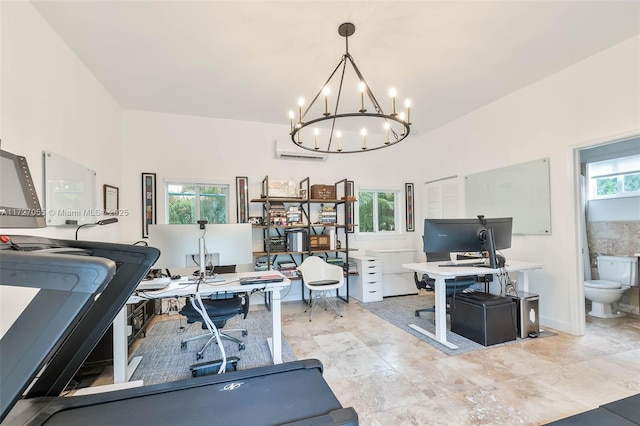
[147,223,253,271]
[423,216,513,268]
[0,148,46,228]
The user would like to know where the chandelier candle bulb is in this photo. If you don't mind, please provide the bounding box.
[359,82,367,113]
[323,86,330,116]
[314,128,319,150]
[289,110,295,133]
[361,128,367,150]
[298,97,304,124]
[384,122,390,144]
[399,112,406,136]
[389,88,397,116]
[405,99,411,124]
[337,131,342,152]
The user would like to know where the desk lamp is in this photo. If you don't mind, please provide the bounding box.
[75,218,119,240]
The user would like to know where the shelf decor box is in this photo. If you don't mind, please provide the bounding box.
[309,235,331,250]
[268,180,297,197]
[310,185,336,200]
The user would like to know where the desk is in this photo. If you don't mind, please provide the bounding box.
[402,260,543,349]
[112,271,290,383]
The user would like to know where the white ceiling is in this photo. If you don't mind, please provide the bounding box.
[31,1,640,136]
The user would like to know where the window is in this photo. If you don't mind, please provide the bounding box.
[166,183,229,224]
[358,189,400,233]
[587,155,640,200]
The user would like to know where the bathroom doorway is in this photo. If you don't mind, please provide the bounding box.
[576,135,640,326]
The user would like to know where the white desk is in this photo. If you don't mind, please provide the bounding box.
[402,260,543,350]
[112,271,290,383]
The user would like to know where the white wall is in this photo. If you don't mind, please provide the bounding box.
[0,2,122,243]
[119,109,425,253]
[418,36,640,333]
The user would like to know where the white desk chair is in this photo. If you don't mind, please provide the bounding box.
[297,256,345,321]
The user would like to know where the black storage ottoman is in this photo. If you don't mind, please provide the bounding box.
[451,292,517,346]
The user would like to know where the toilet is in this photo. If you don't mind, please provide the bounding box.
[584,255,638,318]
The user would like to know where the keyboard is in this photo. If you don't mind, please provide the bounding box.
[438,262,488,268]
[184,276,225,284]
[137,277,171,291]
[239,275,285,285]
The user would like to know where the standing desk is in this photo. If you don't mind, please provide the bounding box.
[112,271,290,383]
[402,260,543,350]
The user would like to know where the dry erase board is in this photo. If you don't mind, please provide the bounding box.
[465,158,551,235]
[43,151,97,226]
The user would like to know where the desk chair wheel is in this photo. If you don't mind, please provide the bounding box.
[190,356,240,377]
[238,343,245,351]
[242,330,248,336]
[180,341,187,349]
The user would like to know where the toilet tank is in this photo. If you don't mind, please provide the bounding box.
[596,255,638,286]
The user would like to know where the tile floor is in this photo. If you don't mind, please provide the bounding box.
[279,295,640,426]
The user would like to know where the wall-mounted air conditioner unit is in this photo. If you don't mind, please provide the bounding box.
[274,141,328,161]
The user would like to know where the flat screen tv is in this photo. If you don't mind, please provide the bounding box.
[0,147,46,228]
[423,216,513,268]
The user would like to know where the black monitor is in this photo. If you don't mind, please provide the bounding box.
[423,216,513,268]
[0,147,46,228]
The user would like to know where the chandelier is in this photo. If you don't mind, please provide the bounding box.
[289,23,411,154]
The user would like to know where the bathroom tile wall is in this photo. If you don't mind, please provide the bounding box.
[587,220,640,315]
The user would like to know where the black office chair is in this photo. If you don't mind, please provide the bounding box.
[179,265,250,360]
[413,252,477,317]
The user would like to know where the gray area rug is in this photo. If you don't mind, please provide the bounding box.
[359,294,554,356]
[130,308,297,385]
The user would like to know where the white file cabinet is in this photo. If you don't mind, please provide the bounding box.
[366,249,418,297]
[349,255,383,302]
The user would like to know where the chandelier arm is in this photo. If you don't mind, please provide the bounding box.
[389,126,401,141]
[292,113,409,153]
[346,54,385,115]
[302,56,347,121]
[326,55,349,151]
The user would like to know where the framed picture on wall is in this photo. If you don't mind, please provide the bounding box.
[236,176,249,223]
[346,180,355,233]
[405,182,415,232]
[142,172,157,238]
[103,184,119,215]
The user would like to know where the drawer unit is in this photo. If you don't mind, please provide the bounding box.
[366,249,418,297]
[349,255,383,302]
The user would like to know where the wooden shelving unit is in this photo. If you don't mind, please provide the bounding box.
[251,176,356,303]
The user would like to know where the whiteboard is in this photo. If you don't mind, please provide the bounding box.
[465,158,551,235]
[43,151,97,226]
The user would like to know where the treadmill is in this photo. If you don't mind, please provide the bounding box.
[0,236,358,425]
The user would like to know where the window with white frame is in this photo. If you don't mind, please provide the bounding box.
[166,182,229,224]
[358,189,401,233]
[587,154,640,200]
